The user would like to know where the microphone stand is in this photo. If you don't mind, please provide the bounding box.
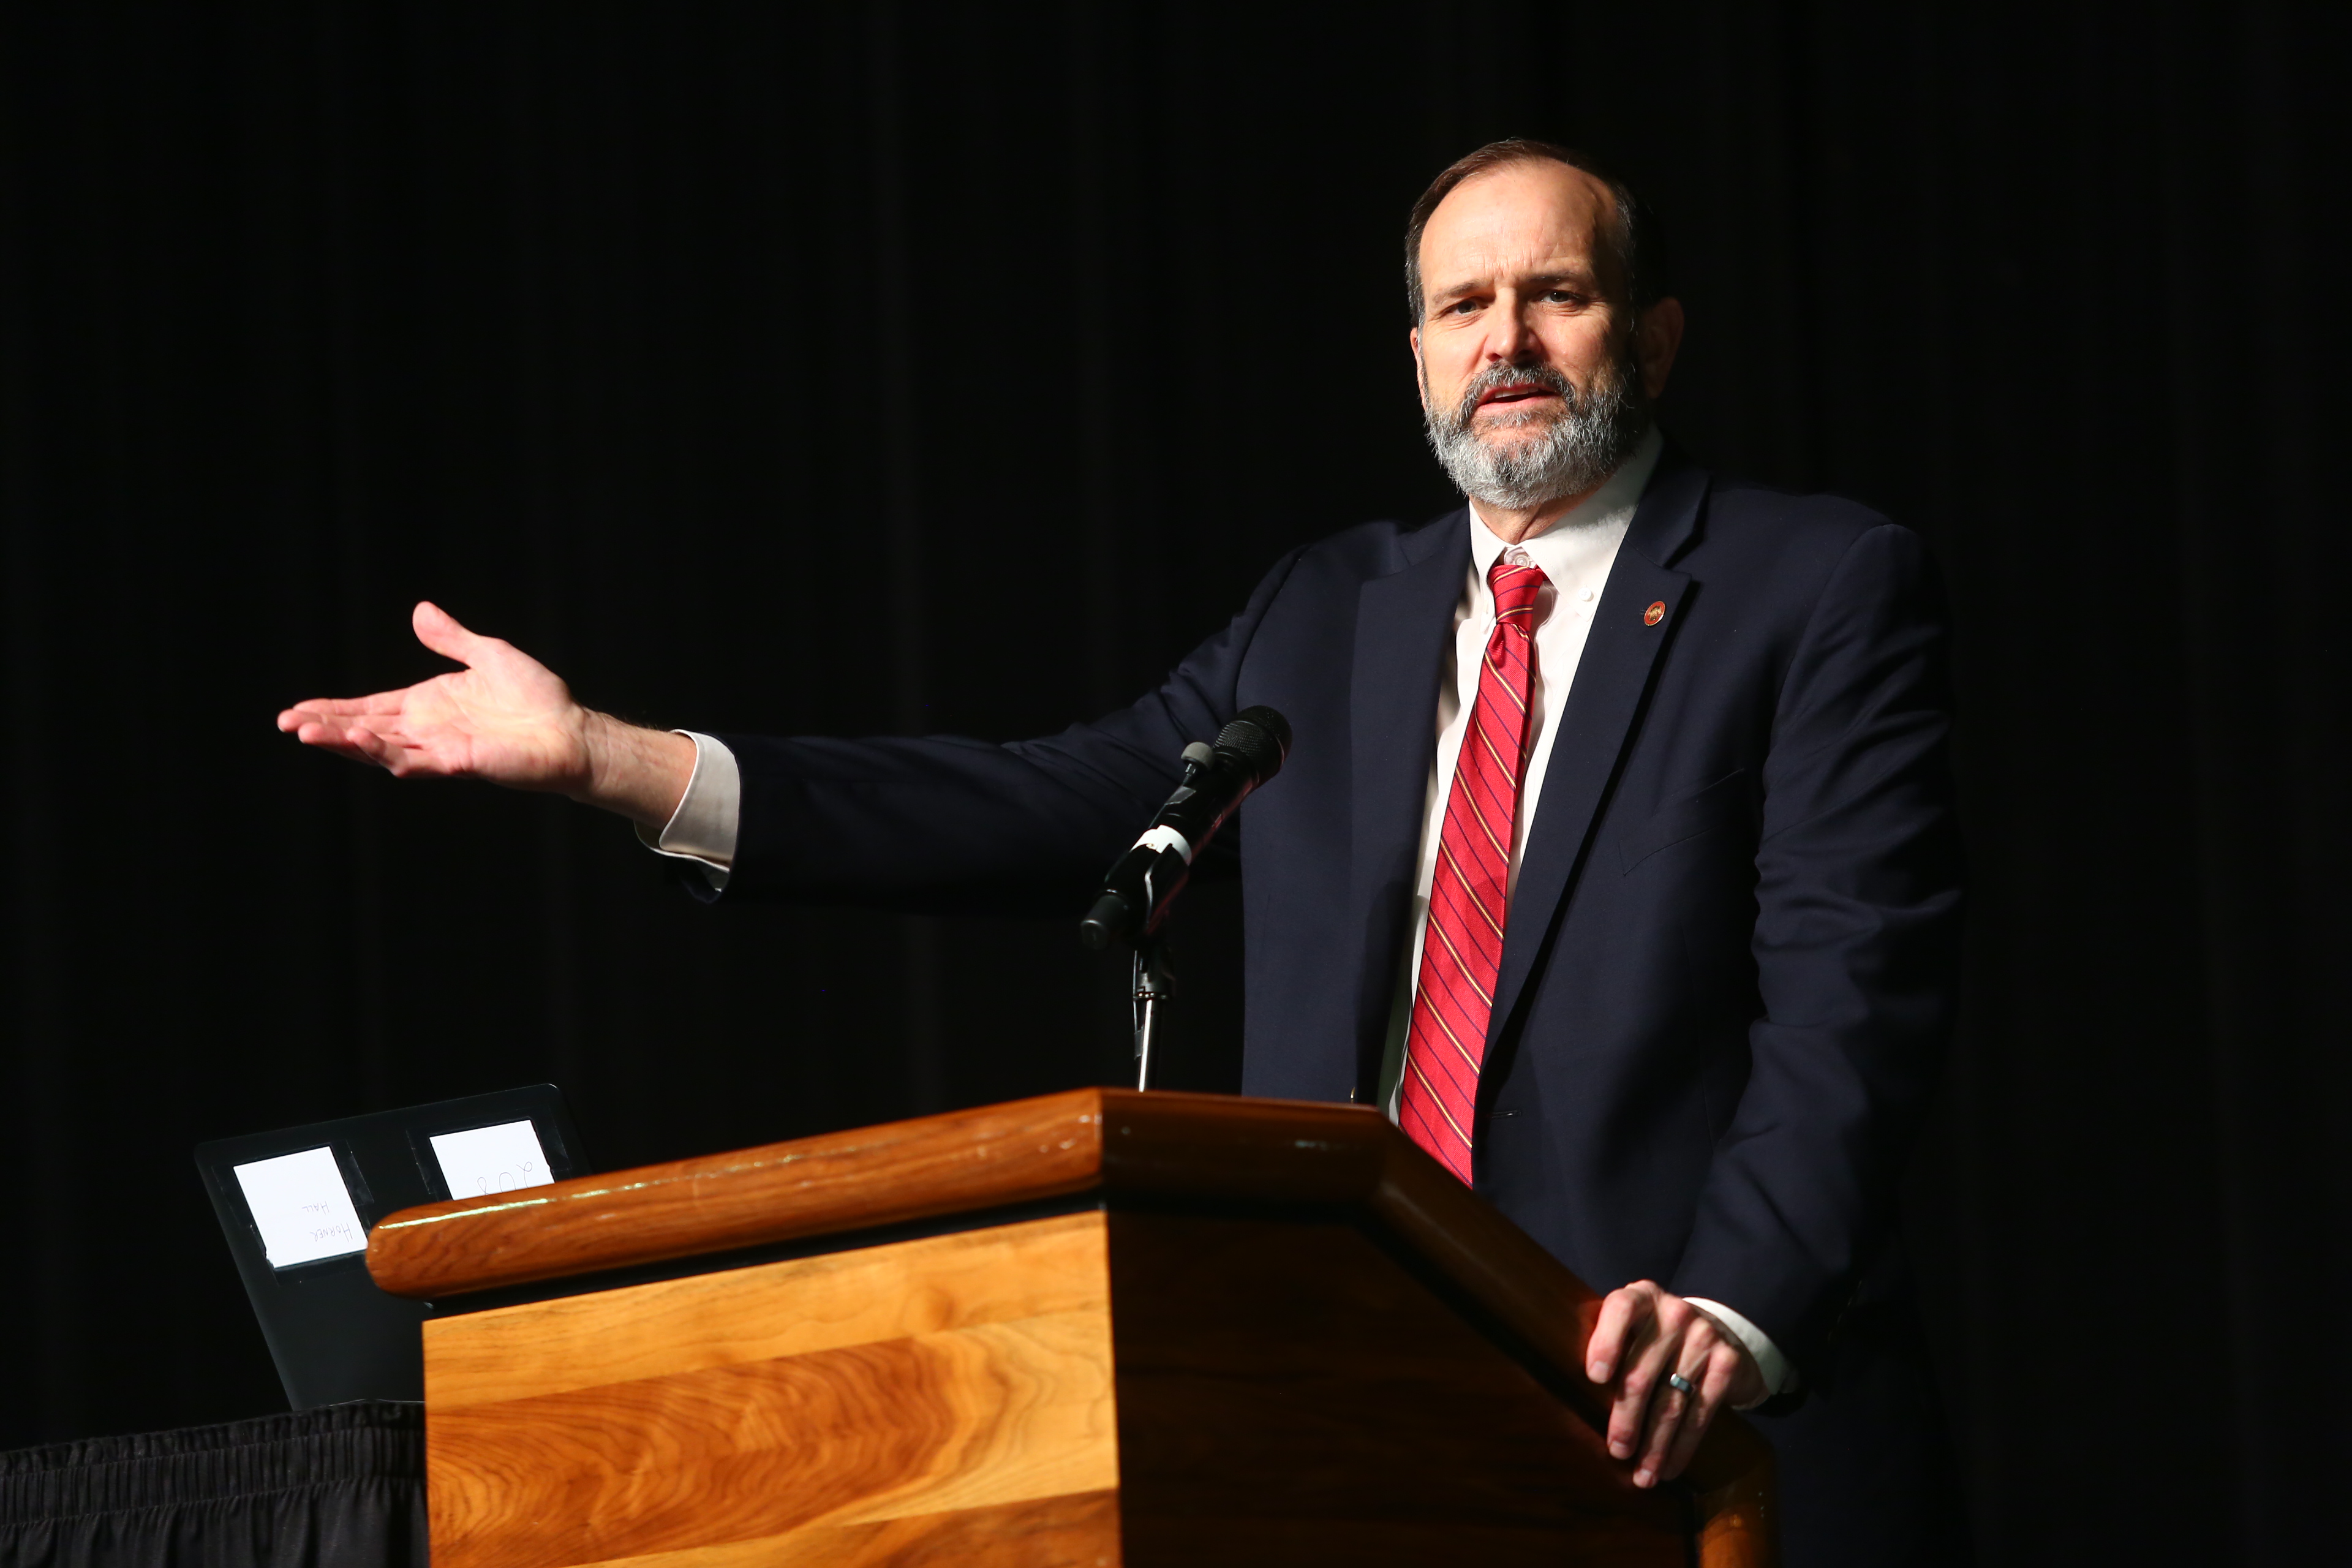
[1131,932,1175,1091]
[1079,708,1290,1095]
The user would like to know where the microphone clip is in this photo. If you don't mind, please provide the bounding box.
[1077,709,1292,1090]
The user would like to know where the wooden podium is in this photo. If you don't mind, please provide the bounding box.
[368,1090,1774,1567]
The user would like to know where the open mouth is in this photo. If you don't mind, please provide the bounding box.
[1472,379,1567,417]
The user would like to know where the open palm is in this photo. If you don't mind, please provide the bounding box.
[277,601,591,791]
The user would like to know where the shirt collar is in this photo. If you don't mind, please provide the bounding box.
[1468,424,1666,584]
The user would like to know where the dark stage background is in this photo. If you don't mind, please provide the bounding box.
[3,3,2345,1561]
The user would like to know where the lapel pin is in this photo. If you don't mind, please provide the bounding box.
[1644,601,1667,627]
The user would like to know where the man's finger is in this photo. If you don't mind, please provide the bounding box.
[412,600,491,666]
[1608,1306,1679,1463]
[1660,1344,1740,1482]
[1634,1355,1705,1488]
[339,725,402,770]
[288,712,396,742]
[282,717,382,760]
[1586,1286,1647,1383]
[277,692,410,729]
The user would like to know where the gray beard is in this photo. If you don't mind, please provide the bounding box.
[1422,355,1651,512]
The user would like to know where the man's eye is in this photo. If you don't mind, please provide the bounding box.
[1449,298,1482,314]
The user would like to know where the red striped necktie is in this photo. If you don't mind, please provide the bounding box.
[1400,553,1550,1183]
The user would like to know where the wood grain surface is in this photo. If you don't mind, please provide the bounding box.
[424,1211,1119,1568]
[388,1090,1776,1564]
[1107,1208,1687,1567]
[560,1492,1120,1568]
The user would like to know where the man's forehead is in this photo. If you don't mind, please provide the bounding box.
[1420,160,1616,283]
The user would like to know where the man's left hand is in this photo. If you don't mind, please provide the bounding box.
[1584,1281,1766,1488]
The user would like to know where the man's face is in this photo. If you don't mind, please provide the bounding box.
[1412,160,1630,441]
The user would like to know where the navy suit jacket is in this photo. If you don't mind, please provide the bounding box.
[715,448,1962,1382]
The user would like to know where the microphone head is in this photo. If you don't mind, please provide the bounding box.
[1079,890,1133,950]
[1214,706,1292,785]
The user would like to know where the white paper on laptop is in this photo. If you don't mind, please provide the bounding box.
[232,1145,369,1269]
[428,1119,555,1199]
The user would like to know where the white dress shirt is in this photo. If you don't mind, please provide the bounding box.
[643,425,1789,1398]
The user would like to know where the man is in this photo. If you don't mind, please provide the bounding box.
[281,141,1963,1562]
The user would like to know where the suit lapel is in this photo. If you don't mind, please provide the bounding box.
[1485,457,1711,1056]
[1346,511,1471,1086]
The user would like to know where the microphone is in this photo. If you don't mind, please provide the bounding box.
[1079,706,1292,950]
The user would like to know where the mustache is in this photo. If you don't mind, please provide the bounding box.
[1442,361,1580,432]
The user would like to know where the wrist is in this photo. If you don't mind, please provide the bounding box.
[1683,1298,1782,1408]
[573,710,695,827]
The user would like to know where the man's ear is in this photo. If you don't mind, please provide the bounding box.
[1636,298,1686,401]
[1409,326,1427,411]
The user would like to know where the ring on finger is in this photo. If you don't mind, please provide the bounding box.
[1665,1371,1697,1398]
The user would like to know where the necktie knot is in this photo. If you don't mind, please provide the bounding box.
[1488,555,1548,627]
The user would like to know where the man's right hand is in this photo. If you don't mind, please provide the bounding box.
[276,601,696,829]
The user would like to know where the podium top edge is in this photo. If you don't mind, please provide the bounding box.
[366,1088,1400,1301]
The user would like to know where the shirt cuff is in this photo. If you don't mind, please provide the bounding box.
[633,731,739,890]
[1682,1297,1795,1409]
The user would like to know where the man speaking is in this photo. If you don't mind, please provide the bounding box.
[281,140,1963,1564]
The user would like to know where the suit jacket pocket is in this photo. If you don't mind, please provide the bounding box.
[1618,768,1754,875]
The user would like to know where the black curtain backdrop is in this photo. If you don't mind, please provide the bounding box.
[3,4,2345,1561]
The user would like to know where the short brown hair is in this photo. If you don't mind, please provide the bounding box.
[1403,139,1668,322]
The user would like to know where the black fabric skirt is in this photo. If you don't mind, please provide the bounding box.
[0,1403,424,1568]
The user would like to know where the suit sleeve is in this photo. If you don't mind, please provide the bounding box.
[1669,523,1964,1365]
[704,546,1308,915]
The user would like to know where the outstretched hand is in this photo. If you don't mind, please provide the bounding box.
[277,602,590,788]
[276,601,695,827]
[1584,1281,1767,1489]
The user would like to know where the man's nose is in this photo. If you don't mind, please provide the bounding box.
[1483,300,1542,366]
